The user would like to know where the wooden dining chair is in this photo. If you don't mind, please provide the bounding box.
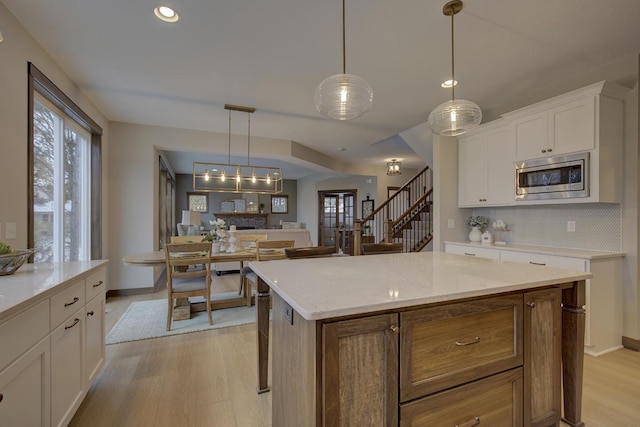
[361,242,404,255]
[164,242,213,331]
[241,239,295,306]
[284,246,336,259]
[237,234,268,295]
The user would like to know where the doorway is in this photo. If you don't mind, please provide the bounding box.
[318,190,356,253]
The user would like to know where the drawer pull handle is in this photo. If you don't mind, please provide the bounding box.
[65,318,80,330]
[87,310,95,316]
[456,416,480,427]
[0,392,3,403]
[527,301,536,308]
[529,261,546,266]
[93,280,104,288]
[464,252,476,256]
[455,337,480,346]
[390,325,400,335]
[64,297,80,307]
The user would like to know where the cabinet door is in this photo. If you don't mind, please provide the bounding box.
[549,96,596,155]
[514,111,548,160]
[524,289,561,427]
[85,295,105,388]
[322,313,399,426]
[0,337,51,427]
[485,126,516,205]
[51,309,85,427]
[458,134,487,207]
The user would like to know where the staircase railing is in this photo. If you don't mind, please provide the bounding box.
[353,166,433,255]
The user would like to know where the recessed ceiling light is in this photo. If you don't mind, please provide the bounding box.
[441,79,458,88]
[154,6,179,23]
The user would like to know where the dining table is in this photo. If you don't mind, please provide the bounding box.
[123,247,286,319]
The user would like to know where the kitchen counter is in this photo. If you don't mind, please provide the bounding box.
[443,241,624,260]
[0,260,108,322]
[248,251,591,321]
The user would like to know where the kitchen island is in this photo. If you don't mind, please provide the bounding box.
[248,251,591,427]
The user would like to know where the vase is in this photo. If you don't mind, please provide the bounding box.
[211,242,221,253]
[468,226,482,242]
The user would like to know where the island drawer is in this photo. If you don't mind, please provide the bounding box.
[399,294,523,402]
[85,268,106,301]
[400,367,523,427]
[51,279,85,329]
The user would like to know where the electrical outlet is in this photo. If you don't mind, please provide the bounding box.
[448,219,455,229]
[5,223,16,239]
[567,221,576,232]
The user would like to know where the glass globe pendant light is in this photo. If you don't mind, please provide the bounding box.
[314,0,373,120]
[428,0,481,136]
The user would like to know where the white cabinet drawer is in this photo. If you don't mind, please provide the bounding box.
[445,244,500,260]
[51,280,85,329]
[85,269,106,302]
[500,251,586,272]
[0,300,49,372]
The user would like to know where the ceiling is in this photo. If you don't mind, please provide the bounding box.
[3,0,640,178]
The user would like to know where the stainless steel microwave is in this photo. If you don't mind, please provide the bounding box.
[515,152,589,200]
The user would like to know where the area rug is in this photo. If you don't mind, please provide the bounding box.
[106,293,257,345]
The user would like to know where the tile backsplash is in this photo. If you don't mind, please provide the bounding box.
[472,204,621,252]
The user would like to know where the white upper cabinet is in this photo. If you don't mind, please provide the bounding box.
[458,121,515,207]
[458,80,629,206]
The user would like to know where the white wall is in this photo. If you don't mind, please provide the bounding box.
[0,4,109,259]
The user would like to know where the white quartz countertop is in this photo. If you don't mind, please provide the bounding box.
[0,260,108,322]
[444,241,624,260]
[248,252,591,321]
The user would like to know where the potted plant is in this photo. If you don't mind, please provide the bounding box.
[203,218,227,252]
[259,202,265,214]
[466,215,489,242]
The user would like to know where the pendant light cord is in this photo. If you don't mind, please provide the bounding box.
[247,112,251,166]
[342,0,346,74]
[227,109,231,164]
[451,10,455,101]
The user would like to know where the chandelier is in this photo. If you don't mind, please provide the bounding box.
[427,0,481,136]
[387,159,402,176]
[192,104,283,194]
[314,0,373,120]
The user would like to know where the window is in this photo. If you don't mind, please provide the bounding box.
[29,63,103,263]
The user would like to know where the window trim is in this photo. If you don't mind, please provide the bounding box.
[28,62,103,260]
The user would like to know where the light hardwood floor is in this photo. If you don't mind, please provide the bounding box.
[70,273,640,426]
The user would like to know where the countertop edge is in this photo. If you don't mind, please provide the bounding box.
[0,260,109,323]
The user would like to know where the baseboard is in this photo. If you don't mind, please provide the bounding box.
[106,269,166,298]
[622,336,640,352]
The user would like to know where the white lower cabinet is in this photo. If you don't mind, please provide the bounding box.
[444,243,623,355]
[51,308,86,427]
[84,294,105,387]
[0,337,51,427]
[0,264,107,427]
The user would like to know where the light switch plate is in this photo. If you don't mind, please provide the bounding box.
[448,219,455,229]
[5,222,16,240]
[567,221,576,232]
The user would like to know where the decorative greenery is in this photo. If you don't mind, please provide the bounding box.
[0,241,12,255]
[202,218,227,242]
[466,215,490,230]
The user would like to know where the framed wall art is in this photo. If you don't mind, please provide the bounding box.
[187,192,208,213]
[271,195,288,214]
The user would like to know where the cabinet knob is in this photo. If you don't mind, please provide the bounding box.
[541,149,547,153]
[87,310,95,316]
[456,416,480,427]
[527,301,537,308]
[548,148,553,152]
[390,325,400,335]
